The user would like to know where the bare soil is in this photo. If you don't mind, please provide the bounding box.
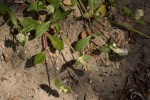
[0,0,150,100]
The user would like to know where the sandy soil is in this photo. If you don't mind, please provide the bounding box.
[0,0,150,100]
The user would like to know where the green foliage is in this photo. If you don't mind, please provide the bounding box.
[108,0,117,5]
[7,8,18,28]
[47,34,64,50]
[27,1,44,11]
[20,18,40,33]
[100,44,128,56]
[123,7,132,16]
[34,51,46,64]
[55,79,62,88]
[135,18,145,25]
[61,86,72,94]
[53,23,61,32]
[35,21,50,37]
[71,0,77,6]
[88,0,99,12]
[54,79,72,94]
[83,12,92,19]
[92,32,101,38]
[47,0,60,8]
[75,36,91,51]
[75,55,91,67]
[99,45,112,53]
[53,9,73,22]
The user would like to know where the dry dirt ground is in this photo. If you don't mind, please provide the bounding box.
[0,0,150,100]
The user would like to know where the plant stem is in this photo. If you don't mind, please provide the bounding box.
[77,0,88,13]
[109,20,150,38]
[98,17,150,38]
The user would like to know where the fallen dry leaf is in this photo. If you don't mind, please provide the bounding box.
[98,5,107,17]
[81,30,87,38]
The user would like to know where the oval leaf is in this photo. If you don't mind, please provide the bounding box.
[20,18,40,27]
[88,0,99,12]
[123,7,132,16]
[7,8,18,28]
[47,34,64,50]
[36,21,50,37]
[99,45,111,53]
[75,36,91,51]
[47,0,60,8]
[34,51,46,64]
[54,9,73,22]
[54,79,62,88]
[27,1,38,11]
[20,18,40,33]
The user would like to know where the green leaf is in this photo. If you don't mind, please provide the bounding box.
[27,1,38,11]
[71,0,77,6]
[123,7,132,16]
[88,0,99,12]
[0,3,8,14]
[61,86,72,94]
[92,32,101,38]
[47,0,60,8]
[35,21,50,37]
[75,36,91,51]
[20,18,39,27]
[20,18,40,33]
[108,0,117,5]
[135,18,145,25]
[55,79,72,94]
[75,55,91,66]
[54,9,73,22]
[47,34,64,50]
[54,79,62,88]
[6,8,18,28]
[99,45,111,52]
[53,23,61,32]
[83,12,92,19]
[34,51,46,64]
[27,1,44,11]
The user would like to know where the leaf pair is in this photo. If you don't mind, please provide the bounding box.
[100,43,128,56]
[74,36,91,51]
[34,34,64,64]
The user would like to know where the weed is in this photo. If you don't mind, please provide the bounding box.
[0,0,150,96]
